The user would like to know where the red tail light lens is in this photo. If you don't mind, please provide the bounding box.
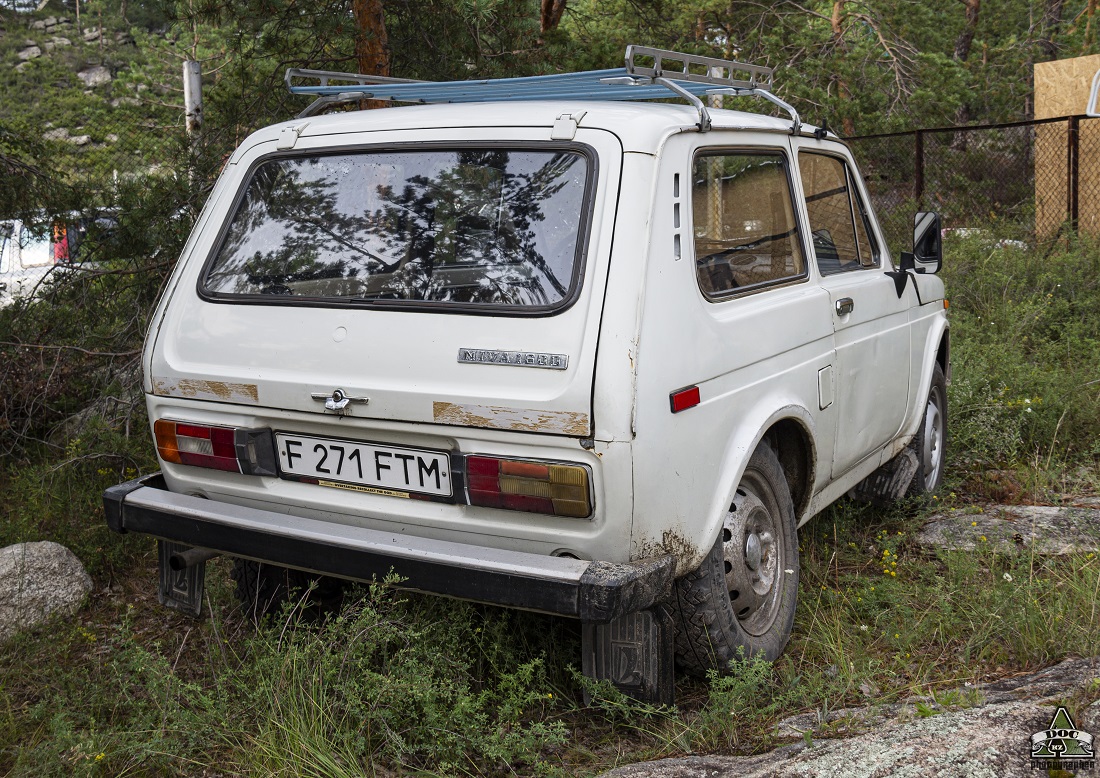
[466,455,592,518]
[155,420,240,472]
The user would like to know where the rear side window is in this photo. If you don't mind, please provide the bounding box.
[202,147,592,312]
[798,153,879,274]
[692,152,805,298]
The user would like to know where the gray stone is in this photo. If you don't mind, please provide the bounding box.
[916,505,1100,554]
[15,61,31,73]
[30,19,47,30]
[42,127,70,141]
[0,542,92,643]
[110,97,140,108]
[77,65,111,88]
[83,28,101,42]
[601,658,1100,778]
[68,134,92,146]
[49,35,71,47]
[17,45,41,61]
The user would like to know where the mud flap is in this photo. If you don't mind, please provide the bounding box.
[581,606,675,705]
[852,448,918,506]
[157,540,205,616]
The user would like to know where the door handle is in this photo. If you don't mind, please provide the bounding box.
[836,297,854,316]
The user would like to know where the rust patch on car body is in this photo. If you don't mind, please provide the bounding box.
[152,376,259,404]
[432,401,589,436]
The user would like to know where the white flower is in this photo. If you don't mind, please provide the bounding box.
[1003,572,1013,582]
[860,624,869,632]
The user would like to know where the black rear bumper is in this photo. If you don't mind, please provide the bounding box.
[104,473,675,622]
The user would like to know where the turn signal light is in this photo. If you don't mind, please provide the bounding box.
[466,455,592,518]
[153,420,277,475]
[155,420,240,472]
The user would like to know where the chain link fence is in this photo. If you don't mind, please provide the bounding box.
[847,115,1100,253]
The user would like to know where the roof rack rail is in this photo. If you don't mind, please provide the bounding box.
[284,45,802,134]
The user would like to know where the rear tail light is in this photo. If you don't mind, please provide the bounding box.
[154,420,277,476]
[466,455,592,518]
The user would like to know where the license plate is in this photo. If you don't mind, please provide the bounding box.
[275,432,452,497]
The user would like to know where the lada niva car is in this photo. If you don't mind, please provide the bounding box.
[105,47,948,703]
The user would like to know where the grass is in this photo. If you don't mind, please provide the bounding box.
[2,233,1100,775]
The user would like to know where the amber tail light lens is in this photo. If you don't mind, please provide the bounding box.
[466,455,592,518]
[154,420,277,475]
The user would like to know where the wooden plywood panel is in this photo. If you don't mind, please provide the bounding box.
[1081,118,1100,238]
[1035,122,1067,239]
[1035,54,1100,120]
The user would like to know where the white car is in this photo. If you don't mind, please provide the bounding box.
[0,220,56,303]
[105,47,948,704]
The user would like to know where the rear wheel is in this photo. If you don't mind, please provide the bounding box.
[231,559,345,622]
[672,443,799,676]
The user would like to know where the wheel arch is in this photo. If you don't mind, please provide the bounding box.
[683,403,819,576]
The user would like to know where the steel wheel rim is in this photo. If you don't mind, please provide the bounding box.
[722,478,784,636]
[923,386,944,489]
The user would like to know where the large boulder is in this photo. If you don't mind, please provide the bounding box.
[600,658,1100,778]
[0,541,93,643]
[917,505,1100,554]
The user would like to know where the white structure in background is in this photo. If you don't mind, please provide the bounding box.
[0,220,55,304]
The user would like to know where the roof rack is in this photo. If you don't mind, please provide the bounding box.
[285,45,802,134]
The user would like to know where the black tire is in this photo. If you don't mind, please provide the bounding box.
[671,443,799,676]
[908,362,947,497]
[231,559,345,622]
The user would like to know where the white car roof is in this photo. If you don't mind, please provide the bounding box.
[250,101,807,154]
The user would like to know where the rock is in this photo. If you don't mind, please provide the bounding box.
[106,133,118,143]
[43,36,72,52]
[0,542,92,643]
[77,65,111,88]
[110,97,140,108]
[42,127,70,141]
[601,658,1100,778]
[40,16,56,27]
[68,134,92,146]
[15,61,31,73]
[83,28,101,42]
[17,45,41,61]
[30,20,47,30]
[916,505,1100,554]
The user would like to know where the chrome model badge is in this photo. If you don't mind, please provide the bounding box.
[310,388,369,414]
[457,348,569,370]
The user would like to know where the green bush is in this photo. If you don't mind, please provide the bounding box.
[942,233,1100,470]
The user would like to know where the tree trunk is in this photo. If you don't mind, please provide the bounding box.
[540,0,568,35]
[1037,0,1066,60]
[831,0,856,136]
[353,0,390,77]
[953,0,980,62]
[953,0,981,135]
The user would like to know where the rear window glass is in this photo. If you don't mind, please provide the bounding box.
[202,148,591,310]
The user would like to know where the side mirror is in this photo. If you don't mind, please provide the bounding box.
[911,211,942,274]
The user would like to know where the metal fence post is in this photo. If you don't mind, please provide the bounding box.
[1068,115,1079,230]
[914,130,924,209]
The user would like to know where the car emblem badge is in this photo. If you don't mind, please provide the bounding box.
[310,388,369,415]
[457,348,569,370]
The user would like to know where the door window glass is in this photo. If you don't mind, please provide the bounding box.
[799,153,879,274]
[691,152,804,298]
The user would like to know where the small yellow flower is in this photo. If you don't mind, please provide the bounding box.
[971,521,978,527]
[547,693,553,698]
[980,536,987,542]
[95,753,105,762]
[890,570,896,577]
[894,633,900,639]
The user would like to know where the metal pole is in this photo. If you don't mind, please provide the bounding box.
[183,60,202,136]
[1068,115,1079,230]
[914,130,924,209]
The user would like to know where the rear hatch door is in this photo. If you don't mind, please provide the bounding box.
[149,125,623,438]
